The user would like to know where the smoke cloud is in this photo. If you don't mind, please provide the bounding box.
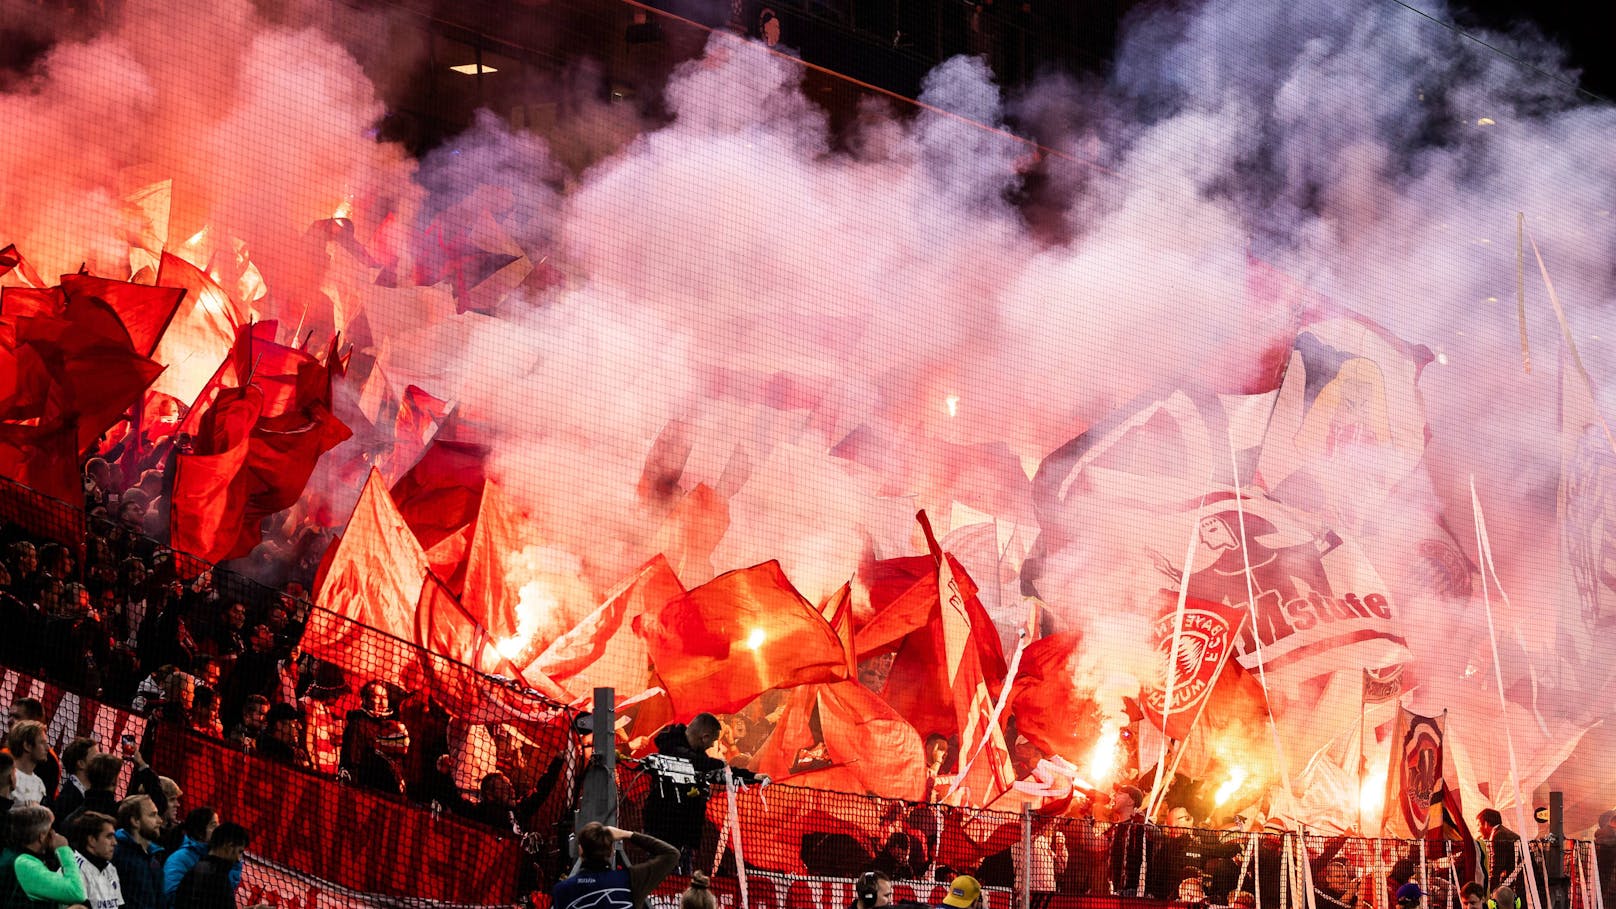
[2,0,1614,826]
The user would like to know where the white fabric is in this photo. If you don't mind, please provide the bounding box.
[76,853,125,909]
[12,769,46,806]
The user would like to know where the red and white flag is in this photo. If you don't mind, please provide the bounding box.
[1137,593,1250,741]
[1382,706,1446,838]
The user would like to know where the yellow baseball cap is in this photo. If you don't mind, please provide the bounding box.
[943,876,982,909]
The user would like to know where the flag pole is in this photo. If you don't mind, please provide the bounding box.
[1468,479,1544,909]
[1359,674,1368,834]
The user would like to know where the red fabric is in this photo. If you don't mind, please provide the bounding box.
[820,583,856,675]
[863,542,1008,751]
[529,555,683,699]
[392,384,450,478]
[412,572,569,717]
[168,388,264,562]
[751,680,926,800]
[1136,592,1252,741]
[390,440,488,551]
[0,287,65,348]
[0,419,80,505]
[304,468,430,687]
[0,345,55,422]
[154,731,524,902]
[151,253,245,406]
[633,561,848,717]
[459,481,525,646]
[59,273,185,358]
[0,245,44,287]
[423,524,472,593]
[224,400,353,558]
[37,295,166,455]
[1007,630,1104,759]
[854,552,1007,677]
[932,540,1017,808]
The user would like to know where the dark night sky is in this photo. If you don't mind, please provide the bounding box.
[1459,0,1616,100]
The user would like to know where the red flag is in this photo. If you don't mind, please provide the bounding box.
[930,527,1017,808]
[151,252,244,406]
[529,556,683,698]
[459,482,526,647]
[168,388,264,562]
[1137,592,1250,741]
[303,469,430,687]
[863,541,1009,749]
[0,419,80,505]
[633,561,848,717]
[0,345,55,423]
[821,582,856,675]
[222,401,353,559]
[24,295,166,455]
[751,680,926,800]
[1006,630,1105,759]
[0,286,65,348]
[59,273,185,358]
[410,573,568,716]
[390,440,488,551]
[392,385,450,477]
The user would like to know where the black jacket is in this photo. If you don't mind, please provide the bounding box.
[173,855,235,909]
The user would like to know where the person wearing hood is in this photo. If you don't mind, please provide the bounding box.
[111,796,165,909]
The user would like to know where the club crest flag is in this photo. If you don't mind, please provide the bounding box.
[1382,706,1446,838]
[1139,593,1250,741]
[1362,665,1404,704]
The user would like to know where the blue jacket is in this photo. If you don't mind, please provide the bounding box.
[111,830,164,909]
[160,837,239,907]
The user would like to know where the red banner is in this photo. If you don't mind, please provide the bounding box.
[0,669,147,793]
[154,730,524,903]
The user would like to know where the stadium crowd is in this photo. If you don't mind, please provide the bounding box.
[0,460,1609,909]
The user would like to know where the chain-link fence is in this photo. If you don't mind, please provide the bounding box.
[1,472,1611,909]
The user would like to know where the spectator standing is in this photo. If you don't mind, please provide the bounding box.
[682,872,718,909]
[1013,815,1067,909]
[226,697,270,752]
[851,871,894,909]
[58,754,131,833]
[1460,883,1487,909]
[0,805,86,909]
[551,823,680,909]
[339,682,410,795]
[171,823,257,909]
[7,701,59,799]
[72,811,123,909]
[460,765,562,837]
[7,721,51,807]
[1478,809,1522,893]
[1108,785,1159,897]
[1594,810,1616,909]
[935,875,984,909]
[111,796,166,909]
[150,779,184,854]
[54,738,101,820]
[161,808,222,904]
[256,705,310,769]
[645,714,760,873]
